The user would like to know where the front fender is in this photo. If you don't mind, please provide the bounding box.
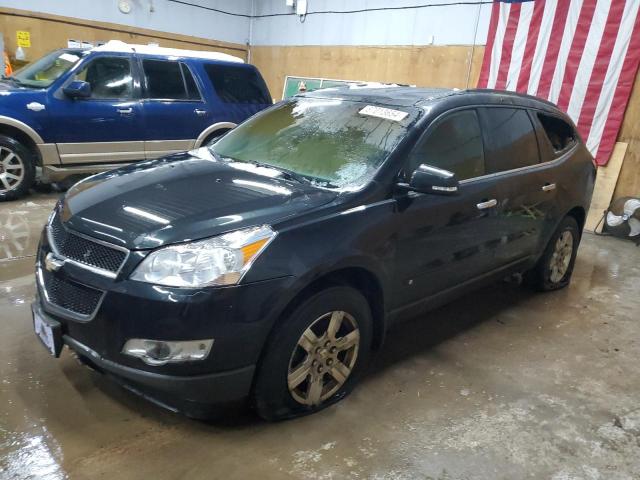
[0,105,47,144]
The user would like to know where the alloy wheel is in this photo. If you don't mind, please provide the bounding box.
[287,310,360,406]
[0,147,25,194]
[549,230,574,283]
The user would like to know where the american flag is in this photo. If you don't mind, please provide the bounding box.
[477,0,640,166]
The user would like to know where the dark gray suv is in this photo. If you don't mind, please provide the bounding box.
[33,87,595,420]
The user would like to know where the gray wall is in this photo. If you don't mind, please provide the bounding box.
[251,0,492,46]
[0,0,253,45]
[1,0,491,47]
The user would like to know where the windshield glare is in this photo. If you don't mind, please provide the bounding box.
[10,50,85,88]
[211,97,418,189]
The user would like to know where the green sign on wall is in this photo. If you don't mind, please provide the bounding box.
[282,75,364,100]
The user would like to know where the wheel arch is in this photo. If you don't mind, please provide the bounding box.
[0,118,43,165]
[268,266,387,356]
[194,121,237,148]
[566,206,586,233]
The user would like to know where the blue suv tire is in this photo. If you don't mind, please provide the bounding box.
[0,135,35,202]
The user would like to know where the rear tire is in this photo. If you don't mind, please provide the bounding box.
[252,286,373,421]
[526,216,580,291]
[0,135,35,202]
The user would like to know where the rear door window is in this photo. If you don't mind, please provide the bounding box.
[537,113,577,154]
[143,59,200,100]
[480,107,540,173]
[203,64,271,104]
[407,109,485,181]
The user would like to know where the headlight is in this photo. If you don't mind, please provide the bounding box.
[130,225,275,287]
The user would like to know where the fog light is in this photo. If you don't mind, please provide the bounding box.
[122,339,214,366]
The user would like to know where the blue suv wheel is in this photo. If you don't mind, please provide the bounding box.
[0,135,35,201]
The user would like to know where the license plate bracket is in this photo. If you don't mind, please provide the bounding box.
[32,305,63,357]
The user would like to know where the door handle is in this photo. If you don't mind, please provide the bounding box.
[194,109,207,116]
[117,107,133,115]
[477,199,498,210]
[541,183,557,192]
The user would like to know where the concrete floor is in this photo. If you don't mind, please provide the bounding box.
[1,193,640,480]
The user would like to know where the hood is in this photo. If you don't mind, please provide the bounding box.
[0,82,47,113]
[0,80,46,96]
[61,149,338,250]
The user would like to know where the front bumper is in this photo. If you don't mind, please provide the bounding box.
[34,225,295,416]
[34,298,255,417]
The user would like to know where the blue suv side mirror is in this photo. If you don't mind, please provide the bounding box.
[63,81,91,99]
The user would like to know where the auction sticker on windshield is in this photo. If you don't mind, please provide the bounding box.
[359,105,408,122]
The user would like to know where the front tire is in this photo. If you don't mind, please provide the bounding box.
[253,286,373,421]
[526,216,580,291]
[0,135,35,202]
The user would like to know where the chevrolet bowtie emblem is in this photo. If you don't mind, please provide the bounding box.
[44,252,65,272]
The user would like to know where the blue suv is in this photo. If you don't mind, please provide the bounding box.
[0,40,272,200]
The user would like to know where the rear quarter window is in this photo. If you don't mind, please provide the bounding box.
[537,113,577,154]
[480,107,540,174]
[203,64,271,104]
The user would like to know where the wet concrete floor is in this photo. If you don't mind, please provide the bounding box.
[1,193,640,479]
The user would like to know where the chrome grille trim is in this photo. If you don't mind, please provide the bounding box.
[36,264,106,322]
[46,208,130,279]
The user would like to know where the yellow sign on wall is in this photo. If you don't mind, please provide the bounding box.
[16,31,31,48]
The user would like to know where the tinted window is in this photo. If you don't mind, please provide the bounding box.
[537,113,576,153]
[74,56,132,99]
[204,64,270,104]
[481,108,539,173]
[408,109,484,181]
[143,59,189,100]
[181,64,201,100]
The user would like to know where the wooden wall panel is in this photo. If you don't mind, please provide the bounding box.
[0,8,247,62]
[251,45,485,101]
[613,67,640,199]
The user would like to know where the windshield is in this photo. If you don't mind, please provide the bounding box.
[9,50,85,88]
[211,97,419,189]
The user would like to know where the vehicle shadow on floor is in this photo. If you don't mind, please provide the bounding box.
[79,281,537,428]
[366,281,535,377]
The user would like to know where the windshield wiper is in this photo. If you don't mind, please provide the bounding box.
[210,152,341,189]
[1,75,24,86]
[246,160,321,186]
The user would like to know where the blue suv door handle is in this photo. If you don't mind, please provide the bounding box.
[117,107,133,115]
[194,109,208,116]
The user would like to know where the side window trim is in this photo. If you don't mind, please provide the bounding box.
[459,106,574,185]
[403,107,486,182]
[179,62,204,102]
[526,109,542,165]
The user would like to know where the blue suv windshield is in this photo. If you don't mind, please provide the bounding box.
[211,97,419,189]
[10,49,86,88]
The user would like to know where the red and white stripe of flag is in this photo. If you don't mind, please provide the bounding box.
[478,0,640,166]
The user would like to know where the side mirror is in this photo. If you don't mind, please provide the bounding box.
[63,80,91,99]
[407,164,459,195]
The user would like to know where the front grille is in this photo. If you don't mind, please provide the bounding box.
[49,211,127,274]
[41,270,104,317]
